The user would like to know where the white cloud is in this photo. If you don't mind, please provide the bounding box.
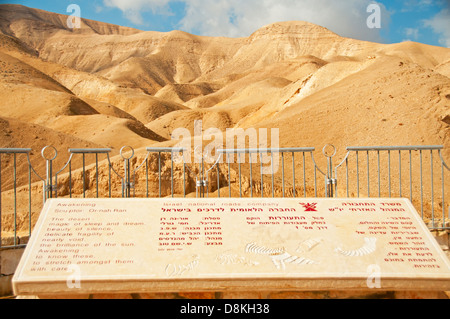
[103,0,172,25]
[404,27,419,40]
[423,8,450,48]
[103,0,391,42]
[179,0,390,41]
[401,0,434,12]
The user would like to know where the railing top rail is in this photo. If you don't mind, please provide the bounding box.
[146,147,186,153]
[346,145,444,152]
[68,148,112,154]
[0,148,32,154]
[218,148,315,154]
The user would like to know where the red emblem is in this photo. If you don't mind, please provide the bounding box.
[300,203,318,212]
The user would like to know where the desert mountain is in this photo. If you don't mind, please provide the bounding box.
[0,3,449,189]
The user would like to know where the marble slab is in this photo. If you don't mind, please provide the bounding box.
[12,198,450,295]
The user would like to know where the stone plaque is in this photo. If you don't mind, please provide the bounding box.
[13,198,450,295]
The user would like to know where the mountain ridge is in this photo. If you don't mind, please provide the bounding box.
[0,4,448,163]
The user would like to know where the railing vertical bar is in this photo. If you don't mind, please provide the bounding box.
[200,158,204,198]
[108,158,112,198]
[124,158,128,198]
[260,152,264,198]
[128,158,131,198]
[326,156,331,198]
[183,153,186,198]
[45,158,48,201]
[124,158,129,198]
[205,160,209,199]
[346,157,349,198]
[199,157,203,198]
[55,174,58,199]
[238,153,242,198]
[28,160,32,239]
[217,161,220,198]
[356,151,360,198]
[133,172,136,198]
[69,161,72,198]
[196,176,198,198]
[377,151,381,198]
[49,160,53,200]
[367,151,370,198]
[129,158,132,198]
[441,152,445,228]
[0,154,2,248]
[281,152,285,198]
[303,152,306,198]
[228,154,231,198]
[146,157,149,198]
[48,161,53,198]
[206,175,209,198]
[122,159,126,198]
[292,152,296,198]
[409,150,413,203]
[271,152,274,198]
[334,165,339,198]
[399,151,402,198]
[250,153,253,198]
[82,153,86,198]
[158,152,162,198]
[430,150,435,228]
[388,150,392,198]
[420,150,424,218]
[314,163,317,198]
[13,153,17,246]
[121,166,125,198]
[171,152,174,198]
[96,154,99,198]
[204,160,207,199]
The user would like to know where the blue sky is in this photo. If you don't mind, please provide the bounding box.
[3,0,450,47]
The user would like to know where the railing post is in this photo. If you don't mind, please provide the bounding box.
[41,146,58,201]
[120,146,135,198]
[323,145,337,198]
[195,154,210,198]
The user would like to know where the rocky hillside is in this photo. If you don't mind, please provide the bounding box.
[0,4,448,212]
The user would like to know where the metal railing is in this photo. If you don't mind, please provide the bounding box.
[0,144,448,249]
[132,147,187,198]
[333,146,449,230]
[0,148,44,248]
[43,147,124,199]
[212,148,326,198]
